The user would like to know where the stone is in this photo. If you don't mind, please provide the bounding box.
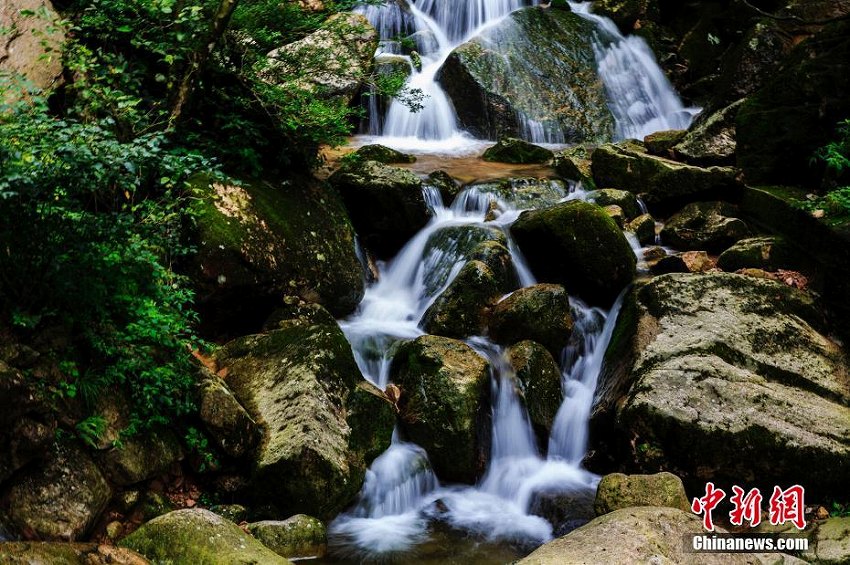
[350,144,415,164]
[6,442,111,540]
[627,213,656,246]
[464,178,570,210]
[328,159,428,258]
[591,140,741,214]
[0,542,149,565]
[672,99,743,166]
[593,273,850,498]
[529,488,596,536]
[511,200,637,305]
[644,129,686,157]
[421,225,512,297]
[587,189,642,220]
[553,145,596,189]
[208,504,248,524]
[489,284,573,357]
[437,7,614,142]
[98,431,182,486]
[507,341,563,439]
[198,370,260,459]
[391,336,490,483]
[247,515,327,559]
[717,236,810,274]
[120,509,292,565]
[661,201,750,253]
[803,517,850,565]
[482,138,554,164]
[594,472,690,515]
[591,0,660,34]
[427,170,462,205]
[215,313,394,519]
[651,251,715,274]
[0,361,53,486]
[421,260,503,339]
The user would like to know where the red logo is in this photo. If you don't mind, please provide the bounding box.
[692,484,806,531]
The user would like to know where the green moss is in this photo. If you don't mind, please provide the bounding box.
[482,138,554,164]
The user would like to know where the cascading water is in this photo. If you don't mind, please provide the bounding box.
[356,0,697,150]
[329,181,633,560]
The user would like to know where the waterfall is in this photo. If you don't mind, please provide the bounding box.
[330,182,637,558]
[356,0,696,150]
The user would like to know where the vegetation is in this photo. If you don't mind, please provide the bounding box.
[802,119,850,218]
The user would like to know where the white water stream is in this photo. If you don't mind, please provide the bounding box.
[356,0,698,151]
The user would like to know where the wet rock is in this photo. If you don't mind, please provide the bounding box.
[717,236,810,274]
[482,138,554,164]
[465,178,569,210]
[215,312,394,519]
[138,492,174,523]
[591,141,741,213]
[469,240,517,294]
[427,170,462,205]
[490,284,574,357]
[507,341,563,439]
[0,0,66,104]
[120,509,292,565]
[661,201,750,253]
[587,189,642,221]
[643,129,686,158]
[247,515,327,559]
[594,273,850,498]
[672,99,744,166]
[603,205,626,228]
[591,0,660,34]
[803,517,850,564]
[192,177,364,329]
[6,442,111,540]
[437,7,614,142]
[0,542,149,565]
[651,251,715,274]
[594,472,689,515]
[198,370,260,459]
[391,336,490,483]
[627,213,656,246]
[208,504,248,524]
[329,159,428,258]
[511,200,637,305]
[0,361,53,486]
[422,260,503,339]
[529,488,595,536]
[553,145,596,189]
[421,225,511,297]
[350,144,415,164]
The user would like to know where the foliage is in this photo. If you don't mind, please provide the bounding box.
[814,119,850,177]
[184,426,220,472]
[831,501,850,518]
[0,98,212,432]
[800,118,850,218]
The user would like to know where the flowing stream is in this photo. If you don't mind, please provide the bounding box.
[356,0,697,151]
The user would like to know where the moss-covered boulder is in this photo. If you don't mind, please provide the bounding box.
[643,130,686,157]
[427,170,462,205]
[436,6,614,142]
[391,336,490,483]
[329,159,429,258]
[591,141,741,214]
[671,100,743,166]
[650,250,715,274]
[214,311,395,519]
[511,200,637,305]
[519,507,781,565]
[553,145,596,188]
[97,431,182,486]
[594,472,689,516]
[198,369,260,459]
[489,284,573,357]
[464,178,569,210]
[717,236,810,274]
[803,517,850,565]
[507,341,563,440]
[0,542,148,565]
[192,177,364,325]
[627,213,656,246]
[421,260,503,339]
[482,138,554,164]
[350,144,416,164]
[593,273,850,498]
[421,225,513,297]
[120,509,292,565]
[247,515,327,560]
[587,189,642,220]
[5,442,111,540]
[0,361,53,486]
[661,201,750,252]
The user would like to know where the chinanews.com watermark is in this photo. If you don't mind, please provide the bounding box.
[687,482,810,554]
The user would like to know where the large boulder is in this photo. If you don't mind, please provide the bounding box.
[247,515,327,560]
[593,472,689,516]
[489,284,574,357]
[482,138,554,164]
[593,273,850,498]
[97,431,182,486]
[197,370,260,459]
[803,517,850,565]
[737,20,850,186]
[586,189,642,221]
[463,178,569,210]
[0,543,148,565]
[660,201,750,253]
[553,145,596,189]
[519,507,798,564]
[591,141,741,214]
[329,160,429,258]
[507,341,563,440]
[5,442,111,540]
[671,99,744,167]
[191,177,364,328]
[717,236,811,274]
[263,12,377,104]
[214,312,395,519]
[436,6,614,142]
[421,260,503,339]
[349,144,415,164]
[120,509,292,565]
[511,200,637,306]
[391,336,491,483]
[0,0,66,104]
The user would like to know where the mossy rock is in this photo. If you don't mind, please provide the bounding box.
[247,515,327,559]
[802,516,850,564]
[507,341,563,440]
[553,145,596,188]
[351,144,416,164]
[587,189,642,220]
[661,201,750,253]
[594,472,690,516]
[643,130,686,157]
[650,251,715,274]
[421,225,512,297]
[437,6,614,142]
[329,159,429,258]
[120,509,292,565]
[214,311,394,519]
[0,542,149,565]
[511,200,637,305]
[421,260,503,339]
[465,178,569,210]
[191,176,364,322]
[427,170,462,205]
[590,141,741,214]
[482,138,554,164]
[391,336,490,483]
[489,284,574,357]
[197,369,260,459]
[671,100,742,167]
[716,236,811,274]
[591,0,660,33]
[627,213,656,246]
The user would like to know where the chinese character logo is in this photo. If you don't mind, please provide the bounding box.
[692,484,806,531]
